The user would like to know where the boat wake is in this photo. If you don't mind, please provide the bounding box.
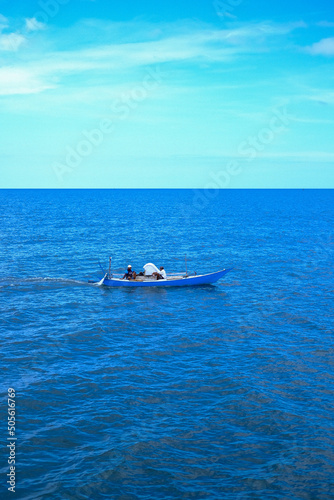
[0,276,94,289]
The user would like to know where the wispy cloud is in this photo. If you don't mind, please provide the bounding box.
[0,32,26,51]
[0,67,56,95]
[0,19,306,96]
[306,37,334,56]
[317,21,334,28]
[25,18,47,33]
[0,14,26,51]
[290,116,334,124]
[0,15,46,52]
[294,86,334,106]
[253,151,334,161]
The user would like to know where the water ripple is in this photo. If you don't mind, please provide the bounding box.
[1,189,334,499]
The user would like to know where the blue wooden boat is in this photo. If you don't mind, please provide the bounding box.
[93,268,232,288]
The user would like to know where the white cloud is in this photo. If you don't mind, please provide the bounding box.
[317,21,334,28]
[0,32,26,51]
[311,92,334,105]
[307,37,334,56]
[0,14,8,28]
[0,15,45,54]
[254,151,334,161]
[0,67,56,95]
[41,20,307,69]
[0,15,27,51]
[0,29,239,95]
[0,19,307,96]
[25,18,47,33]
[296,88,334,106]
[290,116,334,124]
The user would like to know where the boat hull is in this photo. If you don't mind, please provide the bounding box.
[98,269,232,287]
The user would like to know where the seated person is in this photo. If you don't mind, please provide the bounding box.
[123,265,137,280]
[152,266,167,280]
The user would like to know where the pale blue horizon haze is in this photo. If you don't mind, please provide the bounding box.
[0,0,334,188]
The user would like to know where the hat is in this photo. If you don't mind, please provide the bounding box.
[128,265,132,268]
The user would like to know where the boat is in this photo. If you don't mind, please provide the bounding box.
[91,262,233,288]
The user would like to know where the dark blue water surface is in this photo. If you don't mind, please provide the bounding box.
[1,189,333,500]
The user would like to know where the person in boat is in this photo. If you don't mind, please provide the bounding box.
[123,265,137,280]
[152,266,167,280]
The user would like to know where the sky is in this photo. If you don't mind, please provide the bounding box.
[0,0,334,188]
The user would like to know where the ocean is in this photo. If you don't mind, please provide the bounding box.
[1,189,333,499]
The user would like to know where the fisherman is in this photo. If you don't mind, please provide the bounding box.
[123,265,137,280]
[152,266,167,280]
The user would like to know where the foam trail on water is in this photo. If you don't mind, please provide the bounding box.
[93,274,107,286]
[0,277,92,288]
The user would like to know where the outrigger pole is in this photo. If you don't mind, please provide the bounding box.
[109,256,111,279]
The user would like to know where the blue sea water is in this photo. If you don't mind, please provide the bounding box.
[0,189,333,500]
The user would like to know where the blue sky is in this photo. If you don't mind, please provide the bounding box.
[0,0,334,188]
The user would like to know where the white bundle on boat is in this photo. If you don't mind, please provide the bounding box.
[143,263,160,276]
